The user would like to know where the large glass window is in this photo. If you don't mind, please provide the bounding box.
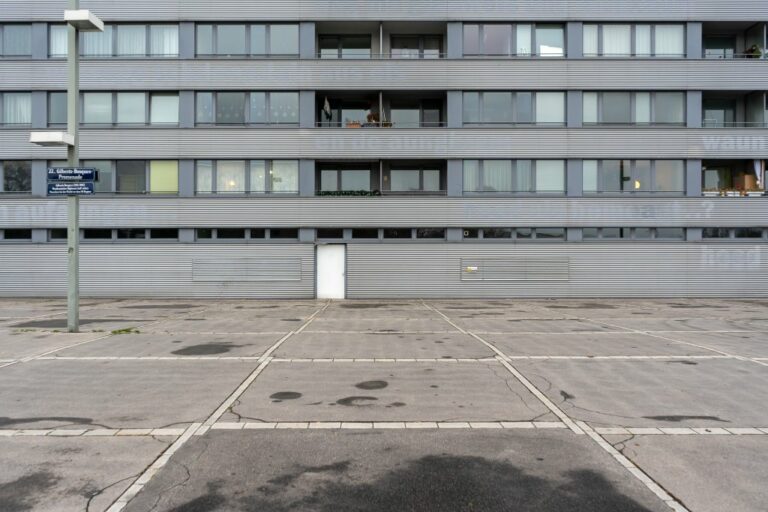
[583,92,685,125]
[117,92,146,124]
[0,24,32,56]
[83,92,113,124]
[218,25,247,56]
[149,160,178,194]
[583,23,685,57]
[49,25,68,57]
[269,92,299,124]
[319,36,371,59]
[117,25,147,56]
[319,168,373,192]
[48,92,67,125]
[150,25,179,56]
[1,161,32,193]
[196,160,299,194]
[391,35,442,59]
[583,159,685,194]
[216,92,246,124]
[1,92,31,125]
[386,167,443,193]
[463,91,565,125]
[116,161,147,194]
[82,26,113,56]
[463,160,566,194]
[196,92,298,125]
[196,24,298,57]
[463,23,565,57]
[269,25,299,55]
[150,93,179,125]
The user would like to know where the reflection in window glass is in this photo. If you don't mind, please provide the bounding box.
[536,25,564,56]
[116,25,146,56]
[657,228,685,240]
[217,25,246,55]
[1,161,31,192]
[116,161,146,194]
[270,160,299,193]
[250,25,267,55]
[269,24,299,55]
[2,24,32,56]
[196,160,213,193]
[150,94,179,124]
[249,92,267,123]
[634,160,652,192]
[216,92,245,124]
[117,92,146,124]
[321,170,338,191]
[391,170,420,191]
[196,92,214,123]
[483,25,511,55]
[655,160,685,192]
[516,24,532,56]
[341,170,370,190]
[83,92,112,124]
[655,92,685,124]
[424,170,441,191]
[217,161,246,193]
[602,92,631,124]
[483,92,513,124]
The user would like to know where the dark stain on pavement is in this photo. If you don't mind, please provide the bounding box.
[560,391,575,400]
[270,392,303,400]
[0,417,93,428]
[171,343,243,356]
[355,381,388,390]
[336,396,378,406]
[547,303,616,310]
[665,360,698,365]
[386,402,406,408]
[234,455,658,512]
[123,304,194,309]
[643,415,728,422]
[166,481,226,512]
[0,471,60,512]
[12,319,145,328]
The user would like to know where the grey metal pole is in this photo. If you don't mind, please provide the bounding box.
[66,0,80,333]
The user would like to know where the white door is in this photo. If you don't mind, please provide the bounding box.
[316,245,346,299]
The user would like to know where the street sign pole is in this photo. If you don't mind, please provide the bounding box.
[67,0,80,333]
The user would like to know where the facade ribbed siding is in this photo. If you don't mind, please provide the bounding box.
[3,1,768,21]
[1,198,766,229]
[346,244,768,298]
[1,1,767,299]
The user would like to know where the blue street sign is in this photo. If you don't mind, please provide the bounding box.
[47,167,97,182]
[47,182,95,196]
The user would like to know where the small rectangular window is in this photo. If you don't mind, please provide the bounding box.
[117,229,147,239]
[703,228,730,239]
[318,228,344,239]
[217,228,246,239]
[416,228,445,239]
[196,228,213,239]
[516,228,533,239]
[270,228,298,239]
[3,229,32,240]
[483,228,512,239]
[463,229,479,239]
[634,228,653,239]
[83,229,113,240]
[250,228,266,239]
[353,229,379,239]
[536,228,565,239]
[582,228,599,239]
[656,228,685,240]
[49,92,68,125]
[50,229,68,240]
[150,229,178,240]
[384,228,412,239]
[735,228,763,239]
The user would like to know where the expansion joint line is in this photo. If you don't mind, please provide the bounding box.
[104,300,330,512]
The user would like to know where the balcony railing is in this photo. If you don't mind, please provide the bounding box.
[703,50,765,59]
[702,121,768,128]
[316,121,446,128]
[316,53,447,60]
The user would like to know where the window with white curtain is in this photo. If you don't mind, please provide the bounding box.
[1,92,31,125]
[82,26,113,56]
[583,23,685,57]
[583,91,686,125]
[117,25,146,56]
[150,25,179,56]
[463,160,566,193]
[117,92,146,124]
[49,25,68,57]
[535,92,566,124]
[0,24,32,56]
[150,93,179,125]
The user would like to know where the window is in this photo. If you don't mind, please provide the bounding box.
[463,92,565,125]
[48,92,67,125]
[79,25,178,57]
[391,35,442,59]
[735,228,764,239]
[118,229,146,239]
[196,92,298,125]
[150,25,179,56]
[270,228,298,239]
[353,229,379,239]
[469,228,565,241]
[0,24,32,57]
[1,161,32,193]
[198,24,298,57]
[83,229,113,240]
[85,160,113,193]
[583,92,685,125]
[319,168,374,193]
[149,161,178,194]
[463,160,566,194]
[582,228,684,240]
[116,25,146,56]
[49,25,68,57]
[703,228,731,239]
[2,229,32,240]
[583,24,685,57]
[81,92,178,126]
[1,92,31,125]
[416,228,445,239]
[384,228,412,239]
[463,24,565,57]
[83,92,113,124]
[319,35,372,59]
[318,228,344,239]
[150,93,179,125]
[583,160,685,194]
[82,26,113,56]
[117,92,146,124]
[116,161,147,194]
[385,167,443,193]
[195,160,299,194]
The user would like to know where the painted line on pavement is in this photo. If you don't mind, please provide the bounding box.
[209,421,568,430]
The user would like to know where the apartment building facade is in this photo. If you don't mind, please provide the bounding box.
[0,0,767,298]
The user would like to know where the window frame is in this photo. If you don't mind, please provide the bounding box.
[195,160,300,195]
[0,91,32,126]
[390,34,443,59]
[383,165,445,194]
[74,23,179,58]
[582,227,687,241]
[318,34,373,59]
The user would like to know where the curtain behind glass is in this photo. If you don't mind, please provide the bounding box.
[635,25,652,56]
[82,26,113,56]
[483,160,512,192]
[655,25,685,57]
[535,160,565,192]
[583,25,598,56]
[117,25,146,56]
[150,25,178,56]
[2,93,31,124]
[535,92,565,124]
[270,160,299,193]
[217,161,246,193]
[602,25,631,56]
[49,25,68,57]
[196,161,213,193]
[463,160,480,192]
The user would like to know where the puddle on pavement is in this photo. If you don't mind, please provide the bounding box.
[336,396,378,406]
[355,381,388,390]
[171,343,244,356]
[270,392,303,401]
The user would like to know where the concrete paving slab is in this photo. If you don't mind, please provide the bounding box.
[222,361,554,423]
[656,331,768,358]
[515,359,768,427]
[0,330,107,360]
[8,317,152,333]
[0,436,171,512]
[143,315,308,333]
[481,332,716,357]
[590,317,768,333]
[0,360,257,429]
[306,317,457,333]
[319,306,441,319]
[453,318,614,333]
[54,332,282,358]
[125,430,668,512]
[603,434,768,512]
[275,332,495,359]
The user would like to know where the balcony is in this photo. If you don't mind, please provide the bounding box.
[703,91,767,128]
[316,91,445,128]
[702,159,766,197]
[703,22,767,59]
[316,160,447,196]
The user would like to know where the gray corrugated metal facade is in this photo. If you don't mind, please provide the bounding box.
[1,0,767,298]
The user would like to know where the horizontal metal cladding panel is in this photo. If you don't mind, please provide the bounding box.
[3,60,768,91]
[1,198,767,228]
[3,0,768,21]
[346,244,768,298]
[3,129,768,160]
[0,245,315,298]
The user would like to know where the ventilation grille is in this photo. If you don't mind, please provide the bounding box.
[461,258,570,281]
